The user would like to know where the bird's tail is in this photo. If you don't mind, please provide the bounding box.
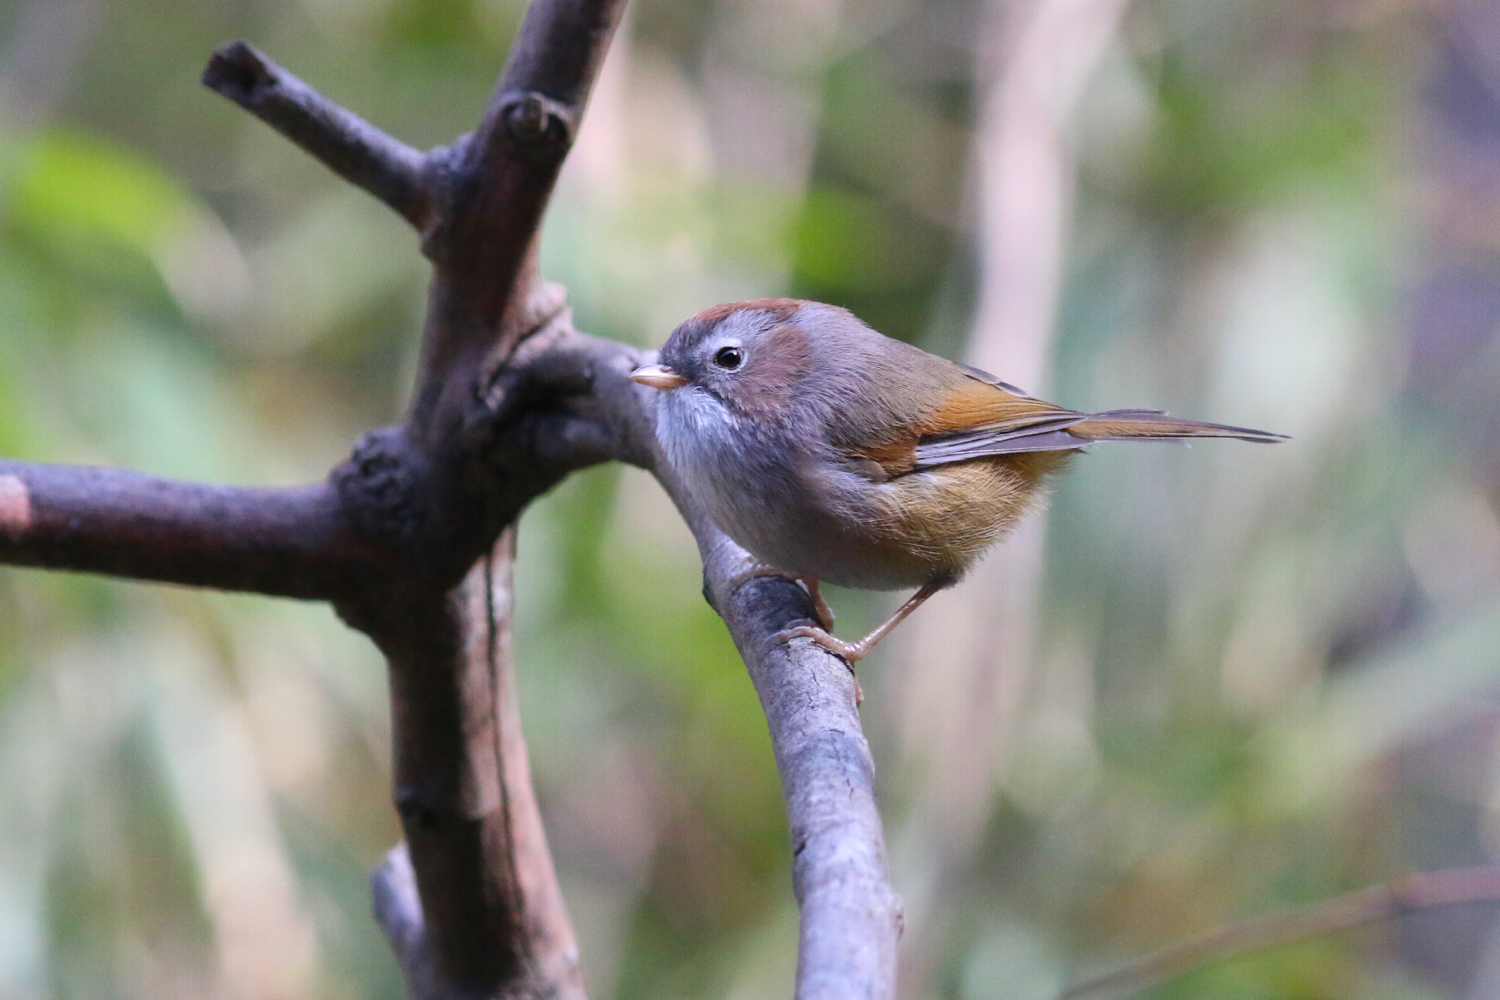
[1066,409,1287,444]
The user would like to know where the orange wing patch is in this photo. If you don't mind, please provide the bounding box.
[922,377,1076,436]
[854,379,1074,479]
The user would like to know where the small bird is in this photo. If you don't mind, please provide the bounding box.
[631,299,1285,664]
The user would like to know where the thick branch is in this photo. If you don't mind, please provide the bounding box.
[203,41,437,230]
[349,538,583,1000]
[199,2,628,996]
[1061,866,1500,1000]
[407,0,626,434]
[0,462,385,599]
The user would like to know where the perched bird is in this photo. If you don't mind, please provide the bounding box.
[631,299,1285,663]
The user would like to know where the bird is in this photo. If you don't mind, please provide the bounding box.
[630,298,1285,664]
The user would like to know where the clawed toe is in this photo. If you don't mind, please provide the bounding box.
[772,624,865,703]
[768,577,950,684]
[772,624,867,663]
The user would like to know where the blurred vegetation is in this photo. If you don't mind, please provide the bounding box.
[3,0,1499,998]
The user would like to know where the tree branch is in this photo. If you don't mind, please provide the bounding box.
[348,536,584,999]
[404,0,626,452]
[1060,866,1500,1000]
[203,41,437,231]
[199,4,625,995]
[0,462,385,599]
[704,546,904,1000]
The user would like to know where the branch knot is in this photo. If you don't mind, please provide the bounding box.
[500,91,577,149]
[334,426,432,548]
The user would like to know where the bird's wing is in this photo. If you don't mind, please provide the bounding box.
[853,372,1084,477]
[852,365,1286,477]
[912,408,1287,470]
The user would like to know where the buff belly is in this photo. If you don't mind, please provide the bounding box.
[705,452,1070,591]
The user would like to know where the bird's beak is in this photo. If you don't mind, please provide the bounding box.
[630,363,688,390]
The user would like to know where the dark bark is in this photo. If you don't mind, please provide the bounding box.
[350,535,584,998]
[0,464,383,599]
[203,42,437,231]
[210,2,634,995]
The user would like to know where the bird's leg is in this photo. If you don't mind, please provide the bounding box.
[721,563,836,630]
[796,576,835,630]
[773,578,946,665]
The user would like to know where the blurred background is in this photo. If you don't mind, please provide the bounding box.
[2,0,1499,996]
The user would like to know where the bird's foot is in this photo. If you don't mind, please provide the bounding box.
[770,624,868,704]
[772,624,874,663]
[771,577,950,700]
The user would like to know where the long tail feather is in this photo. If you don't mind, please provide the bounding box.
[1066,409,1287,443]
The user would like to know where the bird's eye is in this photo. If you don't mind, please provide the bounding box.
[713,346,744,370]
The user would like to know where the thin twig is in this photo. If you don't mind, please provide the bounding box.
[1060,866,1500,1000]
[203,41,437,230]
[371,844,440,1000]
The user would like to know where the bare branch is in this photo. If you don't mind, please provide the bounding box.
[1060,866,1500,1000]
[342,538,584,1000]
[6,0,903,993]
[0,462,385,599]
[704,546,904,1000]
[211,1,625,991]
[372,844,441,1000]
[202,41,437,230]
[408,0,627,418]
